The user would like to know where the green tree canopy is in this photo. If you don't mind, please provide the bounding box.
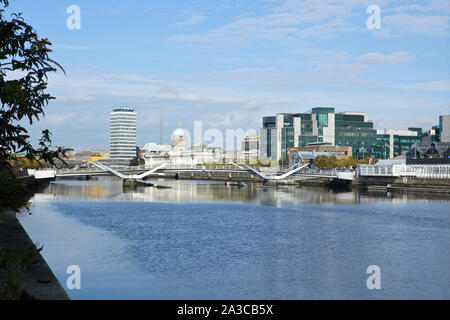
[1,0,68,174]
[314,155,373,169]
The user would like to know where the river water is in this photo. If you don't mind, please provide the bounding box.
[17,177,450,299]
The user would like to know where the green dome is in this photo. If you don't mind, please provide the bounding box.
[172,128,185,136]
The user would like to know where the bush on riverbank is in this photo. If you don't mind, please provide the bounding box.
[0,175,30,213]
[0,244,42,300]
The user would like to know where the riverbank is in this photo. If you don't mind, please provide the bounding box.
[144,171,450,193]
[0,209,69,300]
[357,176,450,195]
[0,176,69,300]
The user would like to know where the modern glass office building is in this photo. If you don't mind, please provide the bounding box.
[376,129,422,159]
[110,106,137,165]
[260,114,300,163]
[260,107,422,161]
[440,115,450,142]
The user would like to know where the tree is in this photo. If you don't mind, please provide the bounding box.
[15,156,41,169]
[325,156,337,168]
[357,157,372,165]
[336,157,357,169]
[0,0,68,175]
[313,155,329,169]
[314,156,361,169]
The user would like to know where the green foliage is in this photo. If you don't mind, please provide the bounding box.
[358,157,372,165]
[256,160,271,167]
[0,175,30,212]
[313,155,334,168]
[0,243,42,300]
[15,157,42,169]
[313,156,373,169]
[336,157,357,168]
[0,0,69,175]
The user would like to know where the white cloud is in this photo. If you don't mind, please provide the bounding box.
[168,0,369,45]
[389,80,450,92]
[171,13,205,27]
[207,111,261,129]
[382,13,450,37]
[168,0,450,46]
[359,52,414,65]
[46,112,77,124]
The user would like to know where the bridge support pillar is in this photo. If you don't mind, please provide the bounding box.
[123,178,138,188]
[263,180,278,187]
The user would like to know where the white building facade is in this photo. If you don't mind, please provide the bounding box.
[110,106,137,165]
[241,133,260,162]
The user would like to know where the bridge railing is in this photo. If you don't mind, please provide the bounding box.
[400,164,450,179]
[358,164,450,179]
[111,165,147,171]
[288,168,344,176]
[162,164,240,171]
[56,167,106,174]
[57,165,148,174]
[358,165,395,177]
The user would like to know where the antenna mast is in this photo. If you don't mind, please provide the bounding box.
[160,106,163,145]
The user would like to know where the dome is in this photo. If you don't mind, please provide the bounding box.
[172,128,185,136]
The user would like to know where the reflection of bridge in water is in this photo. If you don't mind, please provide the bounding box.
[36,176,447,206]
[54,161,355,186]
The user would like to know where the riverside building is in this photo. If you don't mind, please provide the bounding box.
[260,107,422,162]
[241,133,260,162]
[110,106,137,165]
[439,115,450,142]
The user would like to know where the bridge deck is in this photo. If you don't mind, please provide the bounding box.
[55,164,354,181]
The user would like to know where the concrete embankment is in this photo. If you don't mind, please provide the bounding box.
[0,210,69,300]
[1,176,69,300]
[357,176,450,195]
[140,170,450,195]
[145,171,265,183]
[297,177,353,189]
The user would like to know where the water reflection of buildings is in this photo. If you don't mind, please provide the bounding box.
[33,177,450,207]
[39,178,120,201]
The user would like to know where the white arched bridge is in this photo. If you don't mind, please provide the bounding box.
[52,161,355,187]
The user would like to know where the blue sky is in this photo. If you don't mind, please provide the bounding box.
[4,0,450,150]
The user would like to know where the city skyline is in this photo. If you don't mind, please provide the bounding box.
[59,107,449,154]
[7,0,450,150]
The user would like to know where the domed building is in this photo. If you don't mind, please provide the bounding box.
[144,120,225,167]
[171,122,187,152]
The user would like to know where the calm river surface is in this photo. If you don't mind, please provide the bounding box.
[18,177,450,299]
